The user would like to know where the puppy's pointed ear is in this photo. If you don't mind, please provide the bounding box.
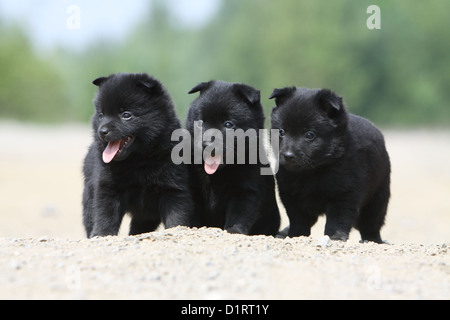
[188,81,212,95]
[135,74,164,96]
[233,83,260,106]
[268,87,296,106]
[137,78,161,91]
[316,89,345,117]
[137,79,154,89]
[92,76,108,86]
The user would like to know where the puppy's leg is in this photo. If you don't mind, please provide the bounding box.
[325,204,358,241]
[285,202,317,237]
[82,183,95,238]
[357,179,390,244]
[159,190,195,229]
[224,193,258,235]
[249,176,281,236]
[250,201,280,236]
[129,217,160,235]
[90,191,125,238]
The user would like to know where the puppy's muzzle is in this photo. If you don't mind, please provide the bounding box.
[282,151,296,161]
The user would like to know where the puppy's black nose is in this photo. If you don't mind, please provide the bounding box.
[99,127,110,137]
[283,151,296,161]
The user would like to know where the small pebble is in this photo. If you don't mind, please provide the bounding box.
[317,235,331,248]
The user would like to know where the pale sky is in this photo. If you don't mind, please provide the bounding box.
[0,0,220,51]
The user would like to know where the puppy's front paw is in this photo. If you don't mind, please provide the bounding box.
[329,230,349,242]
[225,224,248,235]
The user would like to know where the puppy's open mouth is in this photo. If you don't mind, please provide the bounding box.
[204,154,222,175]
[102,136,135,163]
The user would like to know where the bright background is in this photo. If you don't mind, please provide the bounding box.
[0,0,449,242]
[1,0,449,125]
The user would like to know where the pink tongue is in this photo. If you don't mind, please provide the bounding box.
[102,140,121,163]
[204,155,221,175]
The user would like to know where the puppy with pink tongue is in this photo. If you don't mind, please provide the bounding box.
[82,73,194,238]
[186,80,280,236]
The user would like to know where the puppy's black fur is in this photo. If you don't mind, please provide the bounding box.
[186,80,280,236]
[270,87,390,243]
[83,73,194,238]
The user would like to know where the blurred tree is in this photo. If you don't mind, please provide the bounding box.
[191,0,450,126]
[0,23,68,122]
[1,0,449,126]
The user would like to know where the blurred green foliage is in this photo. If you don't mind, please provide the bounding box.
[0,24,67,121]
[0,0,449,126]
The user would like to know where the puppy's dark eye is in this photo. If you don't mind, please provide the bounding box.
[121,112,133,120]
[305,131,316,141]
[279,129,285,137]
[224,121,234,129]
[98,113,104,120]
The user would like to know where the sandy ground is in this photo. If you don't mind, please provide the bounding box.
[0,121,449,299]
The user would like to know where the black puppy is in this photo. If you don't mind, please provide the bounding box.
[186,80,280,236]
[82,73,194,238]
[270,87,390,243]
